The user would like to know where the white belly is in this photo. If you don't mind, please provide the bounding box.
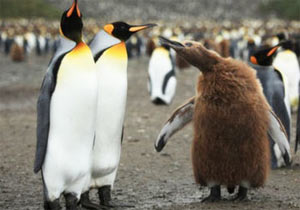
[92,65,127,178]
[42,49,98,199]
[148,47,176,104]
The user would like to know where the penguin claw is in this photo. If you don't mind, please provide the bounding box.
[80,191,109,210]
[201,194,221,203]
[232,186,248,202]
[201,186,221,203]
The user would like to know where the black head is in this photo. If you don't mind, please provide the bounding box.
[103,21,156,41]
[60,0,83,43]
[250,41,289,66]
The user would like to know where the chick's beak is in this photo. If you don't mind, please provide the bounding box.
[67,0,81,17]
[159,36,184,50]
[129,23,157,33]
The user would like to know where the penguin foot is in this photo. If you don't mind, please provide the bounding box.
[232,186,248,201]
[81,191,109,210]
[44,198,62,210]
[201,186,221,203]
[65,193,81,210]
[98,186,135,208]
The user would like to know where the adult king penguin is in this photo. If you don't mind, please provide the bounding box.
[273,41,300,111]
[34,1,98,209]
[249,42,292,168]
[148,43,177,105]
[81,21,156,208]
[155,37,291,202]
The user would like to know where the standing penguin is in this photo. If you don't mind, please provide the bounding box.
[34,1,98,209]
[148,44,177,105]
[249,42,291,168]
[273,41,300,111]
[155,37,291,202]
[81,22,156,208]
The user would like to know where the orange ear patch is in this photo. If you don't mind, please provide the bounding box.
[250,56,258,65]
[104,24,114,35]
[267,46,279,57]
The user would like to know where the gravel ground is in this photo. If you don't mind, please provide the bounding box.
[0,53,300,210]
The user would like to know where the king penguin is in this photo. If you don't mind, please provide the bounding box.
[33,1,98,209]
[80,21,156,208]
[148,43,177,105]
[249,42,292,168]
[154,36,291,202]
[273,41,300,111]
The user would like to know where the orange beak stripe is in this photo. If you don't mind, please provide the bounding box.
[67,0,81,17]
[250,56,258,65]
[129,25,148,32]
[267,46,279,57]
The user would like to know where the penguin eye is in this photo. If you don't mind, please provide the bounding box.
[185,42,193,47]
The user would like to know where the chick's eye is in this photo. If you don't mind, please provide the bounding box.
[185,42,193,47]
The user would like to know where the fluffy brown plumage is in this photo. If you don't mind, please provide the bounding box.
[175,53,191,70]
[192,57,270,188]
[159,37,271,201]
[10,43,25,62]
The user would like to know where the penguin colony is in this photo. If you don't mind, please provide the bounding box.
[29,0,299,208]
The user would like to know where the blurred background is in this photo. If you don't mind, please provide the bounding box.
[0,0,299,20]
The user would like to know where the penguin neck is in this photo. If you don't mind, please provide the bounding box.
[68,41,92,59]
[73,41,89,51]
[105,41,128,60]
[249,62,273,72]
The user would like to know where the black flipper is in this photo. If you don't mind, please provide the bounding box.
[33,37,74,173]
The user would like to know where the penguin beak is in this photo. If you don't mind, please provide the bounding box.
[129,23,157,33]
[67,0,81,18]
[159,36,184,50]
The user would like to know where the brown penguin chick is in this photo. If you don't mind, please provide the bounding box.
[10,42,24,62]
[203,39,222,55]
[175,53,191,70]
[159,36,270,202]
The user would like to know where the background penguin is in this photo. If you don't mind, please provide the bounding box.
[10,42,25,62]
[249,42,292,168]
[295,81,300,152]
[82,21,156,209]
[126,34,142,59]
[273,40,300,111]
[148,43,176,105]
[155,36,291,202]
[34,1,98,209]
